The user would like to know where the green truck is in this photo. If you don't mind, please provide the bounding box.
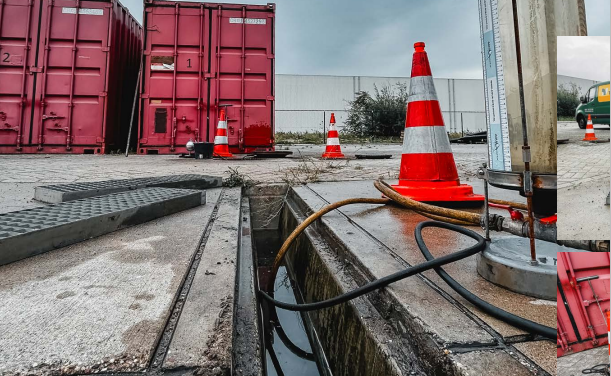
[576,81,610,129]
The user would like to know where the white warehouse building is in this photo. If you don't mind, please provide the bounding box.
[274,74,595,134]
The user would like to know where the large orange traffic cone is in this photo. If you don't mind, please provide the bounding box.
[582,114,598,141]
[391,42,483,205]
[213,108,233,158]
[321,113,345,159]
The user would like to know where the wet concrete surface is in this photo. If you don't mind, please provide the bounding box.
[0,189,222,375]
[291,180,556,373]
[557,346,609,376]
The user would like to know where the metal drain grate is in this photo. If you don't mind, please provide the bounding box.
[0,188,206,266]
[35,174,222,203]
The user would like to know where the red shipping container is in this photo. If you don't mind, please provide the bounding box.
[557,252,610,357]
[0,0,142,154]
[138,1,275,155]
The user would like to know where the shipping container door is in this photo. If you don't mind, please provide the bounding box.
[209,6,274,152]
[32,0,111,151]
[557,252,610,356]
[0,0,39,150]
[141,4,209,152]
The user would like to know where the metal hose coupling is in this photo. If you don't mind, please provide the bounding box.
[499,217,556,243]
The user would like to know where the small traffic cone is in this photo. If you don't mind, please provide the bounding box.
[322,113,345,159]
[582,114,598,141]
[391,42,483,205]
[213,108,233,158]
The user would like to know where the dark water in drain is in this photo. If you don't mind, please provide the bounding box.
[253,230,322,376]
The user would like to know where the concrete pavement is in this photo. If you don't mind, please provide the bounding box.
[557,121,610,240]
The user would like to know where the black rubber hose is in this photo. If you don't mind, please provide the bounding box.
[414,222,556,340]
[259,222,485,312]
[582,364,610,375]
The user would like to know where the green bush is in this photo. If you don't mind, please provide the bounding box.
[344,83,408,137]
[557,83,581,118]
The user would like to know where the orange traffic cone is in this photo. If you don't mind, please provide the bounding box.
[213,108,233,158]
[322,113,345,159]
[391,42,483,205]
[582,114,598,141]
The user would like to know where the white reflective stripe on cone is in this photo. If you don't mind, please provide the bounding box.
[402,126,452,154]
[214,136,228,144]
[585,129,595,133]
[326,137,340,146]
[217,121,228,129]
[408,76,438,103]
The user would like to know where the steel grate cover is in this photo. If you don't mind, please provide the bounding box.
[0,188,206,265]
[35,174,222,203]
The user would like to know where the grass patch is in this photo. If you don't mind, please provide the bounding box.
[275,131,403,145]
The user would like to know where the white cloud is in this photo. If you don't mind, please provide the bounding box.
[558,36,610,81]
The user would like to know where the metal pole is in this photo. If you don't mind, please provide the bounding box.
[461,112,464,137]
[323,111,326,144]
[125,66,142,157]
[511,0,536,264]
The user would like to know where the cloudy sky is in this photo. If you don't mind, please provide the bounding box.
[123,0,610,78]
[558,36,610,81]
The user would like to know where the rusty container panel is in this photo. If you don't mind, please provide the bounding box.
[0,0,142,154]
[138,1,275,154]
[557,252,610,357]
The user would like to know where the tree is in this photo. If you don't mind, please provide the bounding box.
[344,83,408,137]
[557,83,581,118]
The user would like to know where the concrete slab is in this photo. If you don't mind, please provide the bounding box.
[34,174,222,203]
[513,340,556,375]
[164,188,242,372]
[0,187,206,266]
[450,350,539,376]
[0,188,222,375]
[557,346,609,376]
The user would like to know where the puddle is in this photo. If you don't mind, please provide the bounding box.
[253,230,325,376]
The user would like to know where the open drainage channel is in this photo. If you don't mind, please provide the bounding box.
[246,184,550,376]
[247,185,428,376]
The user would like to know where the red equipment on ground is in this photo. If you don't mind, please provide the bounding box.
[557,252,610,357]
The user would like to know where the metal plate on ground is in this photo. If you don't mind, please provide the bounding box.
[355,153,392,159]
[477,237,561,300]
[250,150,293,158]
[35,174,222,203]
[0,188,206,266]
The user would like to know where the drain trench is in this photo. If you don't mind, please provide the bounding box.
[148,189,226,370]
